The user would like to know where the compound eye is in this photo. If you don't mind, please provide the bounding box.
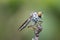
[38,12,42,18]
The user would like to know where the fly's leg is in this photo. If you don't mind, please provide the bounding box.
[28,25,34,28]
[34,25,42,40]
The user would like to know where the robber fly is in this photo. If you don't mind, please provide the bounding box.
[18,12,42,31]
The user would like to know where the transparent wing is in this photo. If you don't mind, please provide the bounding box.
[18,18,31,31]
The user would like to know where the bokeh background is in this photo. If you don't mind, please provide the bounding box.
[0,0,60,40]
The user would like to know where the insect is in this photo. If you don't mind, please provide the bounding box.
[18,12,42,31]
[18,12,43,40]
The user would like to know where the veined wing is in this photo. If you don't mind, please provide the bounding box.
[18,18,31,31]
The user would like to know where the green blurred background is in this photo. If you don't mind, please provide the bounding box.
[0,0,60,40]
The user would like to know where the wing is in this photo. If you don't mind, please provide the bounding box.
[18,18,31,31]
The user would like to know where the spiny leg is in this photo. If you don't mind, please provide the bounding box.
[34,25,42,40]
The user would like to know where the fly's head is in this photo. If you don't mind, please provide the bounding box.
[38,12,42,18]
